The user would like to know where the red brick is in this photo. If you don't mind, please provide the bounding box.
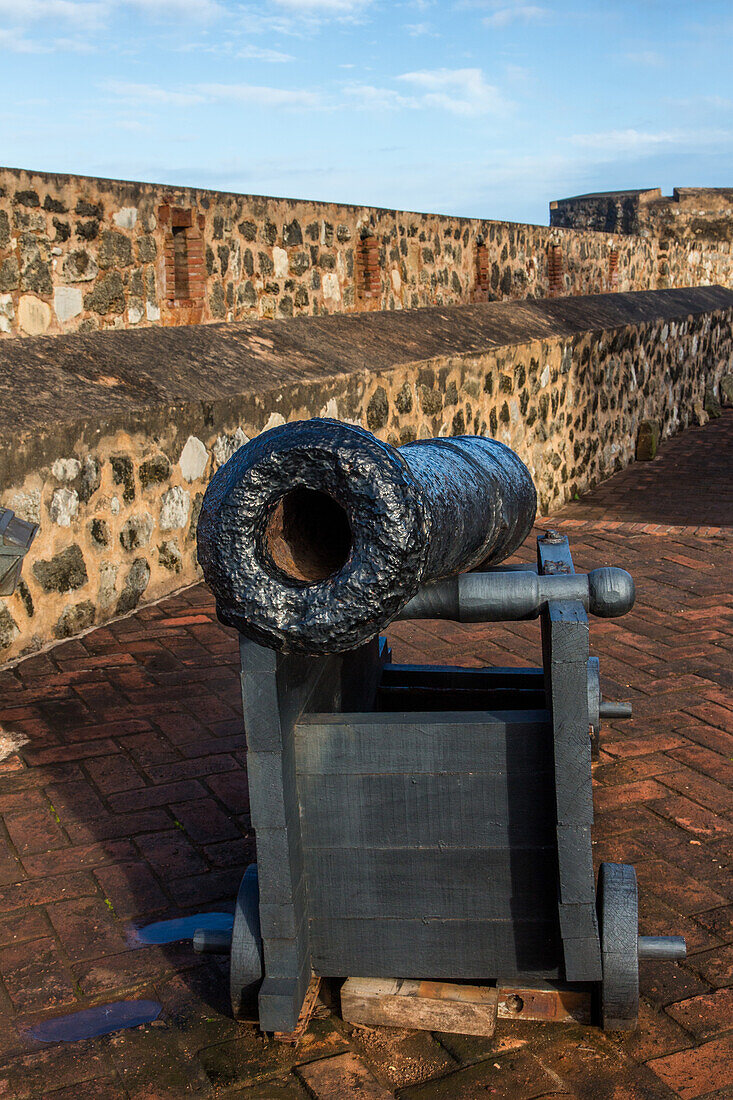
[22,840,135,878]
[134,829,207,878]
[169,797,241,844]
[686,943,733,989]
[48,895,127,961]
[594,779,669,812]
[649,792,733,839]
[94,861,167,919]
[649,1037,733,1098]
[666,988,733,1040]
[65,808,172,844]
[0,936,77,1011]
[657,764,733,814]
[107,779,206,813]
[0,871,96,913]
[0,907,49,947]
[85,754,145,794]
[636,859,728,915]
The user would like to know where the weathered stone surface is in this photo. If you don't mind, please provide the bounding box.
[158,540,182,572]
[54,600,95,638]
[52,458,81,482]
[0,210,9,248]
[8,488,40,524]
[213,428,249,467]
[111,456,135,502]
[0,256,19,293]
[49,487,79,527]
[98,230,132,269]
[78,456,101,503]
[692,400,709,427]
[62,249,98,283]
[139,454,170,488]
[117,557,150,613]
[0,605,19,649]
[704,383,722,419]
[179,436,208,483]
[120,513,154,552]
[84,272,125,315]
[366,386,389,430]
[17,295,51,336]
[720,373,733,407]
[89,518,110,547]
[33,544,88,593]
[636,419,661,461]
[113,207,137,230]
[160,487,190,530]
[54,287,83,324]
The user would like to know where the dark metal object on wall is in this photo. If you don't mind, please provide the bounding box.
[0,507,39,596]
[197,419,536,655]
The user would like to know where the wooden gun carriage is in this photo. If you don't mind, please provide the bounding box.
[194,420,686,1035]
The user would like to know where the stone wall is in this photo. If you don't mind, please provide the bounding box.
[1,287,731,665]
[2,167,733,341]
[551,187,733,252]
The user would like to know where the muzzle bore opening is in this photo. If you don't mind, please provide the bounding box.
[264,486,352,584]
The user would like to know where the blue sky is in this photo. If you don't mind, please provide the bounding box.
[1,0,732,224]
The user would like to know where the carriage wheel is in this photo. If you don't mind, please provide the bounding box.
[229,864,264,1020]
[596,862,639,1030]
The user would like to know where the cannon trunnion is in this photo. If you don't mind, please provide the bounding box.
[195,422,686,1035]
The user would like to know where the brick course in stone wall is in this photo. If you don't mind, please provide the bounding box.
[2,167,732,340]
[0,288,731,664]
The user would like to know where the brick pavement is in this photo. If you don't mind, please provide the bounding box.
[0,414,730,1099]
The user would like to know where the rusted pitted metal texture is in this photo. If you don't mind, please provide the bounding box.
[197,418,537,655]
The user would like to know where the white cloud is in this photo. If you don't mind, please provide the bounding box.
[623,50,664,67]
[405,21,438,36]
[237,44,295,62]
[569,127,733,156]
[104,80,208,106]
[123,0,224,17]
[198,81,323,108]
[271,0,369,11]
[0,0,108,23]
[0,26,50,50]
[482,3,547,28]
[397,68,508,116]
[345,84,414,111]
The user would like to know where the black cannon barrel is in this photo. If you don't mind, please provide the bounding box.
[197,418,536,654]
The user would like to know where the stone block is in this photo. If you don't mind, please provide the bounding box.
[720,373,733,407]
[17,294,51,336]
[704,383,722,419]
[53,287,83,324]
[636,419,661,461]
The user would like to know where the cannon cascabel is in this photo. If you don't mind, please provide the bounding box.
[196,418,537,654]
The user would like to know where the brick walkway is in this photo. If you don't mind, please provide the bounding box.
[0,415,731,1099]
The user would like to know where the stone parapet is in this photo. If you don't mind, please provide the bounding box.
[2,167,731,341]
[1,287,731,663]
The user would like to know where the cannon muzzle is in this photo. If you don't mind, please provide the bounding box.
[197,418,536,654]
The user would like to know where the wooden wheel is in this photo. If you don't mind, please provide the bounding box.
[596,862,639,1030]
[229,864,264,1020]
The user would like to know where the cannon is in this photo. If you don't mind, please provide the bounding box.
[195,419,686,1035]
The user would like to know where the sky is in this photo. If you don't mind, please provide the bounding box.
[1,0,732,225]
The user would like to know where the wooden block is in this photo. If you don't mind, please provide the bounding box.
[296,711,550,775]
[341,977,498,1037]
[497,983,591,1025]
[299,771,555,849]
[309,917,561,980]
[305,846,556,921]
